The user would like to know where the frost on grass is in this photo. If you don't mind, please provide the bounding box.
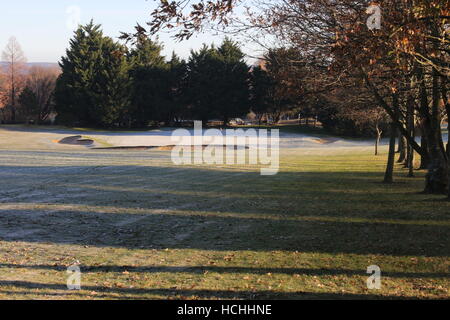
[0,126,448,300]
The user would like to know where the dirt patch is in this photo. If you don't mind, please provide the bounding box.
[57,136,94,146]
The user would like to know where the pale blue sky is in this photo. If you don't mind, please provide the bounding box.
[0,1,256,63]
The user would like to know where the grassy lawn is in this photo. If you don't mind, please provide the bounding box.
[0,127,448,300]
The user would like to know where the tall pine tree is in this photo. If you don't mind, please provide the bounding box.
[250,66,274,124]
[186,39,250,125]
[128,37,166,68]
[186,45,222,124]
[216,38,250,125]
[129,52,187,127]
[55,21,131,127]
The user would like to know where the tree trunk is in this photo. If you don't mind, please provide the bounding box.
[407,144,415,177]
[395,89,406,161]
[448,122,450,200]
[384,121,397,184]
[406,91,415,176]
[397,135,407,163]
[406,121,415,177]
[384,93,401,183]
[10,67,16,123]
[419,129,429,169]
[406,116,415,177]
[447,122,450,159]
[423,69,448,194]
[375,124,382,156]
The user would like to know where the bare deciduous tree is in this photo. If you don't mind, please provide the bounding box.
[20,66,60,123]
[1,36,27,122]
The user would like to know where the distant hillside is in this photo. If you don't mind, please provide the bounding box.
[0,62,59,72]
[26,62,59,69]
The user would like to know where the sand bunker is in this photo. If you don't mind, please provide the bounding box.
[93,145,250,151]
[93,146,156,151]
[53,131,346,151]
[57,136,94,146]
[303,137,340,145]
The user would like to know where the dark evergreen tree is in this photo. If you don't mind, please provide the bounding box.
[55,21,131,127]
[215,38,250,125]
[128,37,166,68]
[127,37,172,127]
[165,52,188,125]
[186,45,222,124]
[18,86,39,122]
[186,39,250,125]
[130,64,171,126]
[250,66,274,124]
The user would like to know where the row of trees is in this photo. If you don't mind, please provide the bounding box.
[137,0,449,196]
[2,24,301,128]
[0,37,59,124]
[56,21,301,128]
[2,23,381,136]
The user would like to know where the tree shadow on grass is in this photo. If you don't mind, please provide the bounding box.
[0,164,449,256]
[0,207,448,256]
[0,280,428,300]
[1,263,448,279]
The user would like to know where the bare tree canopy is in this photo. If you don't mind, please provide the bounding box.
[2,36,27,75]
[20,66,59,123]
[1,36,27,122]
